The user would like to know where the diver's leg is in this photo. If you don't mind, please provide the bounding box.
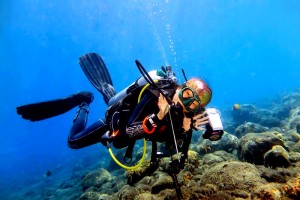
[68,103,109,149]
[16,91,94,121]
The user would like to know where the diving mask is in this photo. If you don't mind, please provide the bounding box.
[178,87,203,113]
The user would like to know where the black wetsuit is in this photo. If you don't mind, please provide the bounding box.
[68,86,193,164]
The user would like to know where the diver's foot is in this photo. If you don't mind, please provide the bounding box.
[72,91,94,105]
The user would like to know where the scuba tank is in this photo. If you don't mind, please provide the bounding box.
[107,70,174,107]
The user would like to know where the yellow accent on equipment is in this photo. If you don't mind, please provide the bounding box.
[108,138,147,170]
[107,80,158,170]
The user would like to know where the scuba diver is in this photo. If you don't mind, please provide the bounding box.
[17,53,223,170]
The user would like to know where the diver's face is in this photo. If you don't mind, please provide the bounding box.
[178,87,202,113]
[181,88,201,111]
[173,87,202,113]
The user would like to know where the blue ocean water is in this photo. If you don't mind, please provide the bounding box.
[1,0,300,198]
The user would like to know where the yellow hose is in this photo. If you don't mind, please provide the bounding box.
[138,82,151,102]
[108,138,147,170]
[107,80,158,170]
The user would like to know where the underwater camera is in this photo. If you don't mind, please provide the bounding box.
[203,108,224,141]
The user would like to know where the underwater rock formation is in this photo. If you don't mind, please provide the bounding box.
[237,131,288,165]
[75,91,300,200]
[289,151,300,163]
[282,92,300,108]
[194,132,239,155]
[199,161,265,191]
[272,105,291,120]
[20,90,300,200]
[282,129,300,144]
[235,122,269,138]
[78,154,300,200]
[291,141,300,152]
[82,168,113,191]
[251,174,300,200]
[284,106,300,130]
[231,104,261,125]
[201,150,238,166]
[260,115,282,128]
[264,145,291,168]
[257,165,297,183]
[251,183,286,200]
[151,172,174,194]
[126,160,159,186]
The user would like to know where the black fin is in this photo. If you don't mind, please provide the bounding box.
[16,91,94,121]
[79,53,116,104]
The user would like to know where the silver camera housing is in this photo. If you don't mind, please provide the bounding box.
[206,108,223,131]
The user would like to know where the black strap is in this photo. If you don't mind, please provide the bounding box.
[150,140,158,165]
[167,159,183,200]
[171,173,183,200]
[180,131,193,164]
[124,140,136,164]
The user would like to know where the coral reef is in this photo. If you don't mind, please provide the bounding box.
[194,131,239,155]
[75,90,300,200]
[234,122,269,138]
[16,89,300,200]
[237,131,288,164]
[199,161,265,191]
[231,104,261,125]
[82,168,112,191]
[201,150,238,166]
[264,145,290,168]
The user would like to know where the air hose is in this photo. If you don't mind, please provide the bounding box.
[107,138,147,170]
[107,82,156,170]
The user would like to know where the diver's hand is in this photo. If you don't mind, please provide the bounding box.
[157,93,170,120]
[192,112,209,130]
